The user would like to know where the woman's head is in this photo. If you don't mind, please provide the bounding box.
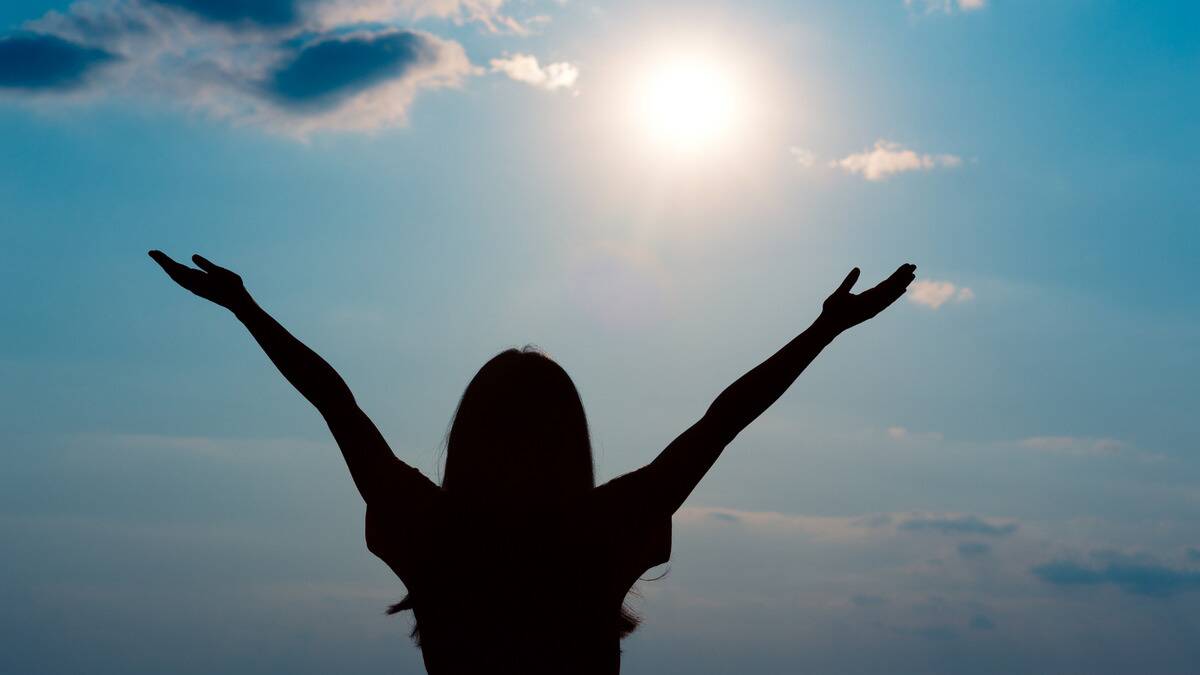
[391,347,643,638]
[442,347,595,504]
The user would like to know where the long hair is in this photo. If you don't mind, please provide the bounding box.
[442,347,595,503]
[388,347,641,638]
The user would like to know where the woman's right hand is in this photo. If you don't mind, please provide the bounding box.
[149,250,253,312]
[817,263,917,334]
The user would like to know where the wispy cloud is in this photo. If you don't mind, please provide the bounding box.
[314,0,530,34]
[831,140,962,181]
[789,145,816,168]
[490,53,579,91]
[1020,436,1126,457]
[898,514,1019,537]
[958,541,992,557]
[887,426,945,443]
[682,507,1021,541]
[906,0,987,14]
[677,506,892,542]
[907,279,974,309]
[1033,551,1200,598]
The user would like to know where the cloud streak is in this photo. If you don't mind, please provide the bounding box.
[1020,436,1125,457]
[1033,553,1200,598]
[898,514,1019,537]
[831,140,962,181]
[906,0,987,14]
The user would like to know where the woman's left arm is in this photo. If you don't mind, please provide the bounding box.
[600,264,917,519]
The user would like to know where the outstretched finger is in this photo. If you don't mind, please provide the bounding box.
[191,254,223,274]
[834,267,861,295]
[888,262,916,282]
[876,263,916,292]
[149,250,190,275]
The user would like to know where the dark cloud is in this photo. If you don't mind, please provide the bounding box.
[708,511,740,523]
[0,33,115,91]
[1,2,473,133]
[851,594,888,607]
[1032,558,1200,598]
[957,541,992,558]
[914,626,958,641]
[266,31,436,108]
[969,615,996,631]
[150,0,300,28]
[898,515,1018,537]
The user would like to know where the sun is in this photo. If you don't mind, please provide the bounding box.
[629,53,745,156]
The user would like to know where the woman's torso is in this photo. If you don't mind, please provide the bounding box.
[366,491,670,675]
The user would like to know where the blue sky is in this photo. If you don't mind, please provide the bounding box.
[1,0,1198,673]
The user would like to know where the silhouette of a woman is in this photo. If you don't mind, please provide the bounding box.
[150,250,915,675]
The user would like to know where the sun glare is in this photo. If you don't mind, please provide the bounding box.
[630,54,745,156]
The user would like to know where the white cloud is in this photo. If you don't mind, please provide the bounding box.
[490,53,579,91]
[677,506,893,542]
[905,0,987,14]
[831,140,962,181]
[887,426,945,443]
[789,145,817,168]
[907,279,974,309]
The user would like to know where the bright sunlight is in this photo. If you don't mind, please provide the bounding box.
[629,53,746,156]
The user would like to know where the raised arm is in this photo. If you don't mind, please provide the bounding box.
[148,251,436,506]
[602,264,917,518]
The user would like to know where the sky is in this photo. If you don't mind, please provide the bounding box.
[1,0,1199,673]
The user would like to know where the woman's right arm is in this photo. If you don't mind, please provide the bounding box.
[149,251,437,507]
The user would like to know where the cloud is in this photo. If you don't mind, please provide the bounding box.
[144,0,526,33]
[851,594,889,607]
[898,514,1018,537]
[831,140,962,181]
[968,614,996,630]
[0,32,116,92]
[8,1,476,135]
[267,30,445,108]
[490,53,578,91]
[682,507,1023,543]
[886,426,944,443]
[907,280,975,309]
[789,145,816,168]
[677,506,890,542]
[150,0,299,28]
[906,0,987,14]
[913,625,958,641]
[314,0,528,34]
[1020,436,1125,457]
[707,511,741,523]
[1033,555,1200,598]
[957,541,992,558]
